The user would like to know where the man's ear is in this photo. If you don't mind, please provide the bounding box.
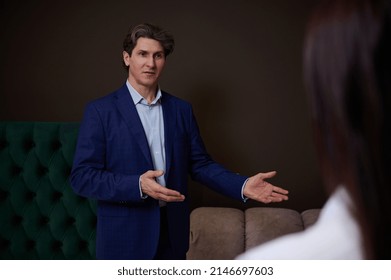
[123,51,130,66]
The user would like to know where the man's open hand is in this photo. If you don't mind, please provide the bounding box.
[140,170,185,202]
[243,171,289,204]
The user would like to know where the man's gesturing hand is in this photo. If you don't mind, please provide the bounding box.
[243,171,289,204]
[140,170,185,202]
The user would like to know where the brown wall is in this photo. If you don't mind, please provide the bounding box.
[0,0,326,212]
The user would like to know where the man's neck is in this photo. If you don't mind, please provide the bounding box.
[127,78,158,104]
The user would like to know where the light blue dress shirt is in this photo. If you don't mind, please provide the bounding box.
[126,81,166,202]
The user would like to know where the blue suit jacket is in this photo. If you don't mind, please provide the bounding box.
[70,84,247,259]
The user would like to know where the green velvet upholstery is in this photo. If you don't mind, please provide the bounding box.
[0,122,96,259]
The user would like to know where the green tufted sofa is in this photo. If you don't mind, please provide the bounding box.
[0,122,96,259]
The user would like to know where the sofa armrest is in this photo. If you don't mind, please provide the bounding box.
[301,209,321,229]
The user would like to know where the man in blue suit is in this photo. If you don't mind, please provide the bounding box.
[70,23,289,260]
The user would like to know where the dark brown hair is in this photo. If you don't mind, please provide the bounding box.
[304,0,391,259]
[122,23,175,70]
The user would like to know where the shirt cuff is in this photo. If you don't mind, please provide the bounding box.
[139,176,148,199]
[241,178,249,202]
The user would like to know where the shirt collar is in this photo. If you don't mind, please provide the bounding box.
[126,80,162,105]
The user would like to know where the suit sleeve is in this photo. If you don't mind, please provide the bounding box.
[187,105,248,201]
[70,102,143,202]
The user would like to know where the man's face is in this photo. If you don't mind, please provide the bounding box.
[123,37,166,91]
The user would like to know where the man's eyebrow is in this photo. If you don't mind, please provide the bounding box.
[137,49,164,54]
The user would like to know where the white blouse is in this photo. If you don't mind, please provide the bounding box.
[237,187,364,259]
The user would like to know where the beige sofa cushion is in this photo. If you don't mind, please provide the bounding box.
[187,207,321,260]
[245,208,304,250]
[187,207,244,260]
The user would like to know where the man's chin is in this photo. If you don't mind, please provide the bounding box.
[140,80,158,88]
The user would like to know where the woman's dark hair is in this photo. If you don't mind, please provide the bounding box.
[304,0,391,259]
[122,23,175,70]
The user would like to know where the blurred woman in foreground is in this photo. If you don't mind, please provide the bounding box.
[238,0,391,259]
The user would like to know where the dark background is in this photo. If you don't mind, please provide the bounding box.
[0,0,326,212]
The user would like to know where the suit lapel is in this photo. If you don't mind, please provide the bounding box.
[161,92,176,178]
[114,85,153,167]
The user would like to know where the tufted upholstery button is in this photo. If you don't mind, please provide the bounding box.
[52,240,63,251]
[39,216,50,226]
[12,166,23,176]
[26,191,36,202]
[37,165,49,177]
[92,218,97,227]
[52,191,63,202]
[67,217,76,226]
[0,237,10,251]
[12,215,23,226]
[0,190,8,202]
[52,140,61,150]
[26,239,36,250]
[78,240,88,250]
[24,139,35,152]
[0,140,8,150]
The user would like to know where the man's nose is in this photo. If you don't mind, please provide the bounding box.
[146,56,156,67]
